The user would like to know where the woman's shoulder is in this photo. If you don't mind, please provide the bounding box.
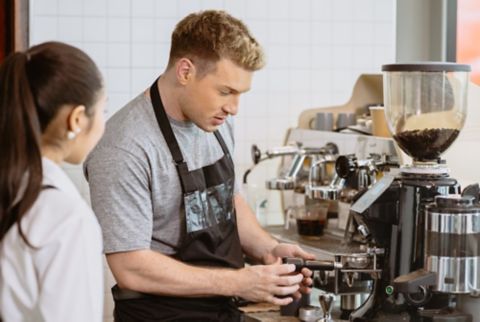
[23,188,99,246]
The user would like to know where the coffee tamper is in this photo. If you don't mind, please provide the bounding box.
[318,293,335,322]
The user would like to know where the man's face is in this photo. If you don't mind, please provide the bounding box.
[180,58,253,132]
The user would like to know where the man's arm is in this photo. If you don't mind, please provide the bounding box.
[234,194,315,294]
[235,194,315,264]
[86,142,306,305]
[106,249,302,305]
[234,194,278,263]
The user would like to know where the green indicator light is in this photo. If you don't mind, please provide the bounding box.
[385,285,394,295]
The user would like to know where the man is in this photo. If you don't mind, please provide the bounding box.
[85,10,314,321]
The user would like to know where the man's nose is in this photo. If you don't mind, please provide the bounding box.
[224,96,239,115]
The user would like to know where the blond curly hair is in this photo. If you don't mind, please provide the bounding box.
[168,10,265,74]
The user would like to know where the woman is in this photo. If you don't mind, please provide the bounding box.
[0,42,106,321]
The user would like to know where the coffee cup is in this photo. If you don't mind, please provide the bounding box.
[310,112,334,131]
[336,112,357,130]
[295,204,328,239]
[369,105,391,137]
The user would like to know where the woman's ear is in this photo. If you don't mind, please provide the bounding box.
[66,105,86,134]
[176,58,196,85]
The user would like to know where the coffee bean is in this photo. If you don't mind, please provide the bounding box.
[393,128,459,161]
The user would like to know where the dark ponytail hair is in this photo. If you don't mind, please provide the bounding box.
[0,41,103,244]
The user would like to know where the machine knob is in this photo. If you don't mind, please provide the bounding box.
[251,144,261,164]
[462,183,480,203]
[335,155,357,179]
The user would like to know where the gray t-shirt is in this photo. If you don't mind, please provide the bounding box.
[84,92,236,255]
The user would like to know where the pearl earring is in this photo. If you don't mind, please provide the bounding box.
[67,131,75,140]
[67,128,81,140]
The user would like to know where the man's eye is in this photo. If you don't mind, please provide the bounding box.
[220,90,230,96]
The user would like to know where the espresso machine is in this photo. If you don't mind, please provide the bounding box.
[347,62,474,321]
[269,151,400,320]
[261,143,339,193]
[306,153,399,203]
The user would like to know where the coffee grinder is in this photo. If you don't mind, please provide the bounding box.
[348,62,471,321]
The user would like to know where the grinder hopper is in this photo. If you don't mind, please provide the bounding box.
[382,62,471,167]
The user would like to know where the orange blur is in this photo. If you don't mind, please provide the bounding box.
[457,0,480,85]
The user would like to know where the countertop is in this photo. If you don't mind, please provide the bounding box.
[245,311,299,322]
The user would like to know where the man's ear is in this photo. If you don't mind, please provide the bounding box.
[176,58,196,85]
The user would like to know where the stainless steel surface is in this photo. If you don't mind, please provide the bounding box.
[427,212,480,234]
[286,154,306,180]
[345,255,370,269]
[305,185,340,200]
[264,224,378,320]
[356,225,370,238]
[266,226,367,259]
[302,147,337,155]
[306,159,342,200]
[266,146,300,158]
[426,256,480,294]
[306,176,344,200]
[262,131,407,320]
[319,294,335,320]
[278,129,400,224]
[298,306,322,321]
[267,178,295,190]
[340,294,359,311]
[425,199,480,294]
[266,224,377,303]
[285,129,399,161]
[266,142,339,192]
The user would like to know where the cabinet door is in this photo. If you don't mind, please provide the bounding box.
[0,0,28,63]
[0,0,10,62]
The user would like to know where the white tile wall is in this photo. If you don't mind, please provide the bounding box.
[29,0,396,320]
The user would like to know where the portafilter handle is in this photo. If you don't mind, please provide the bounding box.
[282,257,342,272]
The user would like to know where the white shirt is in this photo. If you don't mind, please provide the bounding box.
[0,158,104,322]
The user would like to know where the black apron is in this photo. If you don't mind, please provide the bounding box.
[112,80,245,322]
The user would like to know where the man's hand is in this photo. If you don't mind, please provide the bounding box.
[234,195,316,301]
[262,243,316,298]
[264,243,316,264]
[233,261,303,306]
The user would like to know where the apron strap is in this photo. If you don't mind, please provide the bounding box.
[149,79,184,165]
[213,131,232,162]
[149,79,196,192]
[149,79,230,192]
